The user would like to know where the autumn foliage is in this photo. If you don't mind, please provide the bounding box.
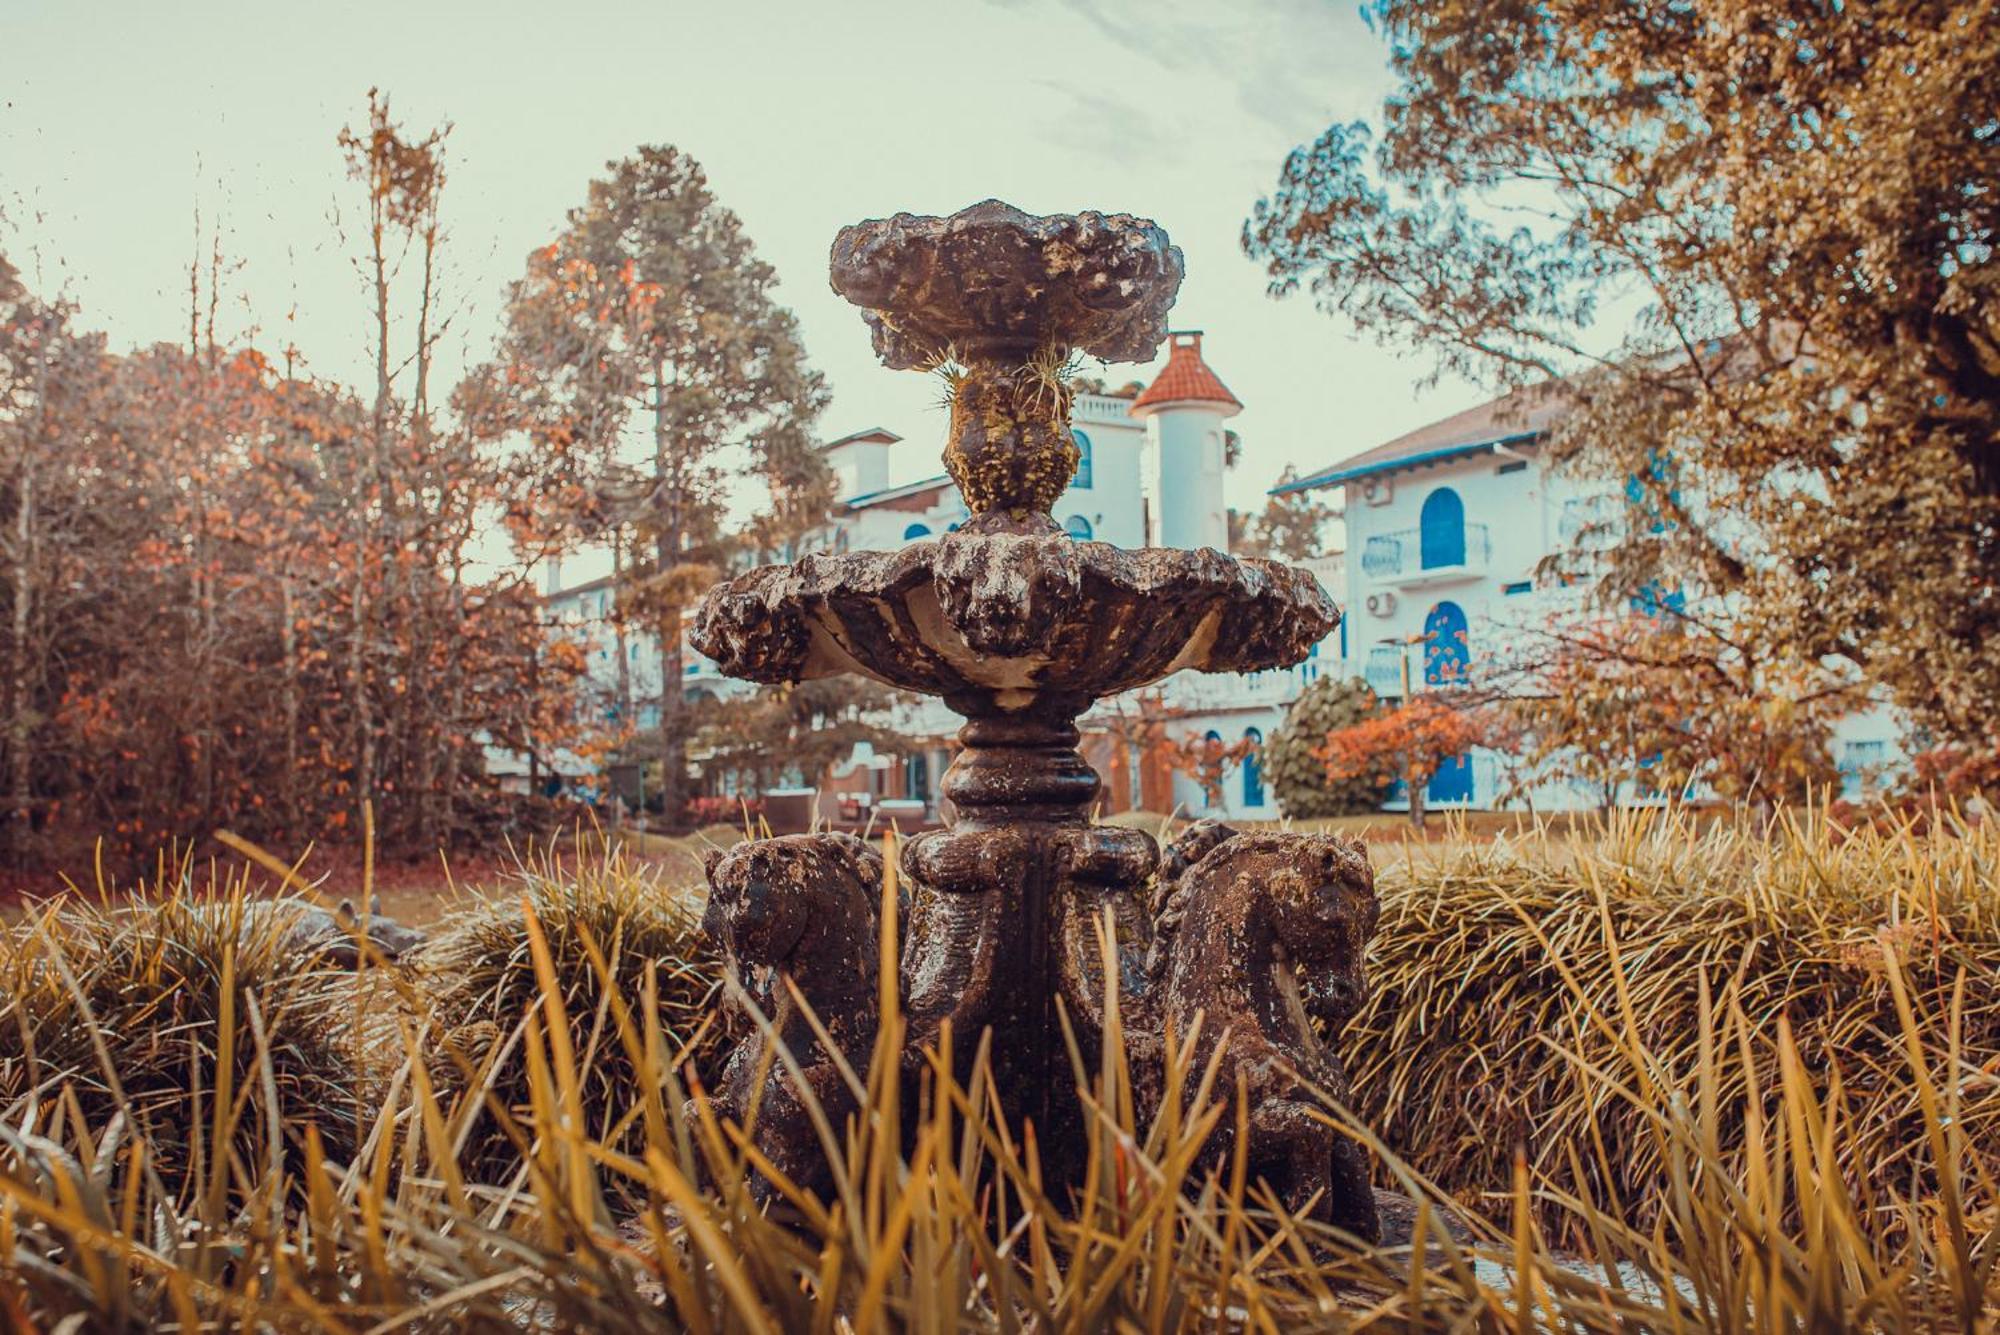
[0,95,595,867]
[1318,694,1483,828]
[1497,614,1849,808]
[1248,2,2000,763]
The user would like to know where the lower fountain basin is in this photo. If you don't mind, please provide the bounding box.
[690,530,1338,714]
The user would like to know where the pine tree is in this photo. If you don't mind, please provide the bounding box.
[488,147,827,827]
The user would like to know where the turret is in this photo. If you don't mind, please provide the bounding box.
[1129,331,1241,551]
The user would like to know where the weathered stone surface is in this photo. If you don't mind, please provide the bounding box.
[1159,829,1382,1242]
[830,200,1183,371]
[696,833,885,1201]
[831,202,1183,520]
[688,530,1339,715]
[691,201,1382,1232]
[204,897,426,968]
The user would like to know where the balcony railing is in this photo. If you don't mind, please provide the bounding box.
[1360,523,1491,583]
[1072,393,1136,423]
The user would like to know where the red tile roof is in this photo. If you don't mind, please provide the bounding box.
[1131,331,1241,415]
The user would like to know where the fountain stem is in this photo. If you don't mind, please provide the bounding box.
[943,361,1078,529]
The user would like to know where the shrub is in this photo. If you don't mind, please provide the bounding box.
[0,869,385,1205]
[1350,806,2000,1248]
[682,793,763,828]
[0,813,1992,1330]
[1265,675,1391,818]
[412,838,723,1184]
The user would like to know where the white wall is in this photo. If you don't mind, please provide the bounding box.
[1144,404,1230,550]
[827,436,892,500]
[1063,394,1147,546]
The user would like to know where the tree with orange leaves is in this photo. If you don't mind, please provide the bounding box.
[1489,612,1850,810]
[1165,729,1259,815]
[1318,694,1485,831]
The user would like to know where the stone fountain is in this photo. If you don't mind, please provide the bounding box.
[691,201,1382,1242]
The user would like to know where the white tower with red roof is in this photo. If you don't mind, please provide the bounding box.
[1129,330,1241,551]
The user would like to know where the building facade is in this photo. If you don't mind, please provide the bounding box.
[531,330,1335,822]
[532,336,1902,821]
[1276,391,1910,810]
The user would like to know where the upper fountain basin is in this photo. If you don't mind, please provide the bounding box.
[830,201,1185,370]
[689,530,1339,716]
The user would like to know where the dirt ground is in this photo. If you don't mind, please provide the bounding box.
[0,810,1614,928]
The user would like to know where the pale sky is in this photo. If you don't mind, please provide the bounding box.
[1,0,1492,529]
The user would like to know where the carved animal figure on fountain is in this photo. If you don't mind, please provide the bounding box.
[1048,824,1160,1035]
[895,827,1027,1056]
[1161,831,1382,1243]
[697,832,886,1200]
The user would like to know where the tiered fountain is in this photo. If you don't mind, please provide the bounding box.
[691,201,1383,1242]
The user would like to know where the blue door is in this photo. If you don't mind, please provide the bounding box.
[1423,599,1473,803]
[1423,601,1469,686]
[1419,487,1465,568]
[1428,752,1474,805]
[1242,728,1265,808]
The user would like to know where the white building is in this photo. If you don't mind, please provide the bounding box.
[535,330,1337,821]
[1276,388,1910,810]
[790,332,1328,821]
[538,336,1906,822]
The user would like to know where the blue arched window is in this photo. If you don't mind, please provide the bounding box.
[1242,727,1265,808]
[902,522,932,541]
[1419,487,1466,569]
[1072,429,1093,489]
[1423,600,1469,686]
[1064,514,1094,540]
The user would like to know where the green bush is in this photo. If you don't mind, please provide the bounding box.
[1266,675,1391,817]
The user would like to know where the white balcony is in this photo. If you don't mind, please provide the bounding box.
[1158,663,1310,713]
[1360,523,1491,587]
[1072,393,1137,425]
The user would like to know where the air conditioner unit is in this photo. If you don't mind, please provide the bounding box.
[1360,477,1394,507]
[1364,591,1397,618]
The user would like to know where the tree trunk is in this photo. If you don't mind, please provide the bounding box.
[651,365,688,829]
[6,461,35,858]
[191,531,215,826]
[280,575,301,833]
[612,529,633,727]
[353,174,392,837]
[1407,763,1427,832]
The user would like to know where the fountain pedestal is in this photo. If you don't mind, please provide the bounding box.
[690,201,1382,1241]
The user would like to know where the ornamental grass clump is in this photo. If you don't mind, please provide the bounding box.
[0,813,1992,1330]
[0,858,383,1208]
[1351,805,2000,1249]
[413,835,724,1184]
